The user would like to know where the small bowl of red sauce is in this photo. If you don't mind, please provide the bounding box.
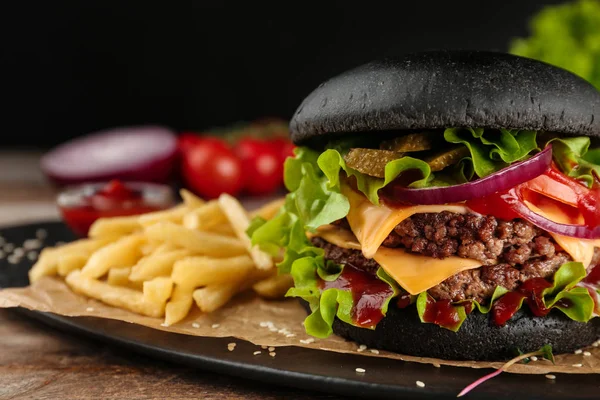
[57,179,175,237]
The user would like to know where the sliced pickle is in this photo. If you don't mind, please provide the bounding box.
[425,146,470,171]
[344,148,403,178]
[380,132,434,152]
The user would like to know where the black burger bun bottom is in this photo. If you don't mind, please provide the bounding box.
[300,300,600,361]
[290,50,600,147]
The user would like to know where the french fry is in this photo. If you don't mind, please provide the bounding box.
[138,204,188,227]
[252,273,294,299]
[65,270,164,318]
[107,266,132,286]
[182,201,228,230]
[171,255,255,288]
[88,215,141,239]
[179,189,205,209]
[192,283,239,313]
[143,277,173,306]
[80,234,145,279]
[218,194,273,270]
[192,268,274,313]
[209,223,236,236]
[164,285,194,326]
[29,238,114,282]
[144,222,246,257]
[249,197,285,220]
[129,249,190,282]
[57,252,89,276]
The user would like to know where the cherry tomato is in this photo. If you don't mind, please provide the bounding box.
[269,137,296,164]
[181,137,244,199]
[178,133,228,155]
[234,137,283,195]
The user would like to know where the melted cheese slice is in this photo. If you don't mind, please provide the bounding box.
[314,225,482,295]
[525,200,600,267]
[341,184,469,258]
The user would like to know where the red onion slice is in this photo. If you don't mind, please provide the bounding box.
[40,126,178,185]
[383,145,553,205]
[504,190,600,239]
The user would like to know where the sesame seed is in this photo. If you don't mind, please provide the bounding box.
[253,351,261,355]
[259,322,268,327]
[370,349,380,355]
[227,342,236,351]
[268,346,275,352]
[269,327,278,332]
[355,368,366,374]
[23,239,42,250]
[530,356,538,362]
[357,344,367,352]
[27,251,37,261]
[261,345,268,349]
[192,323,200,328]
[228,342,236,347]
[211,323,220,329]
[572,363,583,367]
[575,349,583,355]
[160,323,168,327]
[545,374,556,380]
[13,248,24,257]
[299,338,315,344]
[8,256,18,264]
[285,334,296,338]
[416,381,425,388]
[584,351,592,357]
[269,352,276,357]
[36,229,47,239]
[86,307,94,312]
[433,363,441,368]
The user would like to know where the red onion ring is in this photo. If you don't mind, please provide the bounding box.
[383,145,553,205]
[503,189,600,239]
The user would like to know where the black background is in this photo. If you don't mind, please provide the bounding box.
[1,0,564,149]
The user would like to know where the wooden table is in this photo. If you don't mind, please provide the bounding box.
[0,152,342,400]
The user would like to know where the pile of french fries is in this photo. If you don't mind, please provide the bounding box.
[29,190,291,326]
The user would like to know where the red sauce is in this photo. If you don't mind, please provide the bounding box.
[463,302,474,315]
[422,296,462,330]
[492,291,526,326]
[396,292,412,309]
[584,264,600,285]
[319,265,394,328]
[59,180,169,237]
[492,278,553,325]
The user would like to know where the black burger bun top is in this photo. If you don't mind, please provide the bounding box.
[290,50,600,147]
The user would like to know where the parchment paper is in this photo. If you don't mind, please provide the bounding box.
[0,277,598,374]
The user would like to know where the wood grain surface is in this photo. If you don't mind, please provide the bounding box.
[0,152,345,400]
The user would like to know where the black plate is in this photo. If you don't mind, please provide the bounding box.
[1,221,599,399]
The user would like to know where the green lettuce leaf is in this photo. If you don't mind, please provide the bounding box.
[444,127,538,178]
[546,136,600,188]
[541,261,594,322]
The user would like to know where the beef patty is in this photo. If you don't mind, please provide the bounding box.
[335,212,559,265]
[313,211,600,303]
[311,236,575,303]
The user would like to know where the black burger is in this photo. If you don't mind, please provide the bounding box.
[249,50,600,361]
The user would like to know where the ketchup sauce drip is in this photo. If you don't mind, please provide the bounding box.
[422,297,462,330]
[492,278,554,326]
[319,265,394,328]
[396,292,412,309]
